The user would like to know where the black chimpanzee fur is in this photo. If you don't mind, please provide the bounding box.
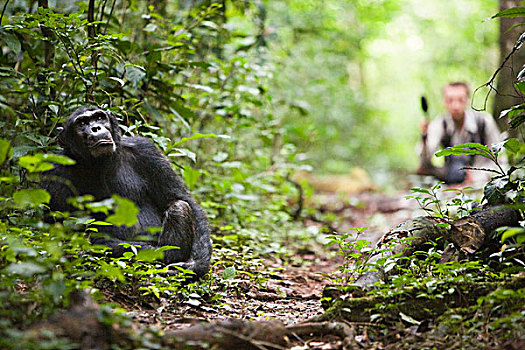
[42,107,212,279]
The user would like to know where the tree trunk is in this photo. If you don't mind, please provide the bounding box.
[493,0,525,135]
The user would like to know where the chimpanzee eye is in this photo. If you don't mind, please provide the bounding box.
[94,113,105,121]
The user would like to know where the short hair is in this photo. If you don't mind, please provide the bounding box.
[443,82,470,97]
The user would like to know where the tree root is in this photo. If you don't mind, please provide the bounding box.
[287,321,355,349]
[24,292,360,349]
[318,276,525,323]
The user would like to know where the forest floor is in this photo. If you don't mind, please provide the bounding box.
[90,170,507,349]
[101,172,444,348]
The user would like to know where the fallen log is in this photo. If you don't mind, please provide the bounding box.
[25,291,357,350]
[354,206,521,287]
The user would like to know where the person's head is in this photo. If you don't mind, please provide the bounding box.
[443,82,469,123]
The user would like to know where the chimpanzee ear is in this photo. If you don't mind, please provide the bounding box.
[56,126,66,147]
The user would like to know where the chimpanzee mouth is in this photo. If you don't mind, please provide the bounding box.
[91,139,114,148]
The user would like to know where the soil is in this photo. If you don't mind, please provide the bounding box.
[101,187,431,348]
[93,168,494,349]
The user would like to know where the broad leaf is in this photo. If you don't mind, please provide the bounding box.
[483,177,509,205]
[500,227,525,243]
[106,195,139,227]
[124,64,146,87]
[435,143,493,160]
[168,148,196,163]
[135,249,164,262]
[19,153,75,173]
[0,138,12,164]
[492,7,525,18]
[173,133,230,146]
[13,189,50,207]
[504,138,521,154]
[182,165,202,190]
[3,31,21,53]
[222,266,236,280]
[6,262,46,276]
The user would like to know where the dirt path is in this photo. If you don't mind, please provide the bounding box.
[114,190,423,343]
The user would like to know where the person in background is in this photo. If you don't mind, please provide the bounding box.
[417,82,503,185]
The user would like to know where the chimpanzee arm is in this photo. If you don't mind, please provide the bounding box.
[126,137,212,277]
[124,137,194,207]
[41,165,77,214]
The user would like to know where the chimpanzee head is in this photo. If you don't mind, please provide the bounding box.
[58,107,122,161]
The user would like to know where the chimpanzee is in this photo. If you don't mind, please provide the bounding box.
[42,107,212,279]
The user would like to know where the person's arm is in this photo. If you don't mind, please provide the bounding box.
[483,113,503,146]
[420,118,444,164]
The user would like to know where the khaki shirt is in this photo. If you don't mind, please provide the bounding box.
[422,109,503,183]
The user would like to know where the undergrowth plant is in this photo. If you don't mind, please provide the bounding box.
[0,2,314,345]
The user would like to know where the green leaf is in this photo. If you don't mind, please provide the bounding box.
[106,195,139,227]
[48,105,59,116]
[19,153,75,173]
[181,165,202,190]
[510,114,525,129]
[500,103,525,120]
[172,101,196,121]
[135,249,164,262]
[222,266,236,280]
[173,133,230,146]
[90,221,112,226]
[212,152,228,162]
[492,7,525,18]
[190,84,214,93]
[168,148,196,163]
[504,138,521,154]
[0,138,12,164]
[19,155,53,173]
[514,81,525,95]
[3,32,21,53]
[109,77,126,87]
[86,198,113,215]
[399,312,421,325]
[43,154,76,165]
[125,65,146,87]
[13,189,50,207]
[483,177,509,205]
[96,261,125,282]
[500,227,525,243]
[143,23,157,32]
[435,143,493,160]
[6,262,46,276]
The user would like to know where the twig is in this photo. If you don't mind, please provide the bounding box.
[103,0,117,35]
[0,0,10,25]
[472,34,525,112]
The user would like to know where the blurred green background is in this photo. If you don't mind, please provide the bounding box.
[259,0,499,183]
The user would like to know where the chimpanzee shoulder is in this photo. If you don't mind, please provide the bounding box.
[120,136,169,165]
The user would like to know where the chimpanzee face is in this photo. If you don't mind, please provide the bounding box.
[60,108,118,159]
[74,109,116,158]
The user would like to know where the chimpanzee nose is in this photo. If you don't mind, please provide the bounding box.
[91,125,101,133]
